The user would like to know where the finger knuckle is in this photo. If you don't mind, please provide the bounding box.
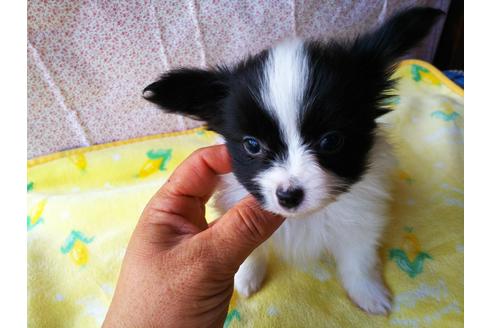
[190,147,206,159]
[233,205,265,242]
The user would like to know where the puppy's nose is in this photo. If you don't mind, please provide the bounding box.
[276,187,304,209]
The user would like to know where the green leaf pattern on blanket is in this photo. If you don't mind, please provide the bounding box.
[224,309,240,328]
[381,95,400,107]
[224,291,241,327]
[27,216,43,231]
[411,64,441,85]
[138,149,173,178]
[60,230,94,266]
[27,199,46,231]
[390,249,432,278]
[389,228,432,278]
[431,103,460,122]
[431,110,460,122]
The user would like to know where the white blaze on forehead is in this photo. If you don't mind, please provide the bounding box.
[260,39,311,176]
[260,39,308,143]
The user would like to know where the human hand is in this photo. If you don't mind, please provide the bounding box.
[103,145,285,328]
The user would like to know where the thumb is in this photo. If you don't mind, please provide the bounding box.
[206,196,285,268]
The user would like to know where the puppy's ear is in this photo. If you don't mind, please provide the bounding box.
[143,68,227,130]
[353,7,444,63]
[350,7,444,118]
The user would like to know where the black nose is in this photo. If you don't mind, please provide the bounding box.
[276,187,304,209]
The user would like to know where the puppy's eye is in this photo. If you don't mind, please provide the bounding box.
[319,132,344,153]
[242,137,262,155]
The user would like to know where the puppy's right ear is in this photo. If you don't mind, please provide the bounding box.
[143,68,228,129]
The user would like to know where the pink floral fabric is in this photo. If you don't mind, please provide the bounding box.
[27,0,449,158]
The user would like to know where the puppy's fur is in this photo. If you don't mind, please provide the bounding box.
[143,7,443,314]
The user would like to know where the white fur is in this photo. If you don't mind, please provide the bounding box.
[214,132,396,314]
[260,38,308,141]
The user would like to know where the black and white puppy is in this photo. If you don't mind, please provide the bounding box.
[143,7,443,314]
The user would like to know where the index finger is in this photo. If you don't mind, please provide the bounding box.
[159,144,232,202]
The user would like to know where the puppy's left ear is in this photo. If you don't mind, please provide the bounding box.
[143,68,228,130]
[350,7,444,118]
[353,7,445,62]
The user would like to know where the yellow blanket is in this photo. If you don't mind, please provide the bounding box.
[27,60,463,327]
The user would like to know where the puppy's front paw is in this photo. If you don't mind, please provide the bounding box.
[234,275,262,298]
[347,279,392,315]
[234,264,266,298]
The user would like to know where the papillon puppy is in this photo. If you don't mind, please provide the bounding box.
[143,7,443,314]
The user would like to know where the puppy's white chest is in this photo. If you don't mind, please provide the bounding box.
[270,211,331,263]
